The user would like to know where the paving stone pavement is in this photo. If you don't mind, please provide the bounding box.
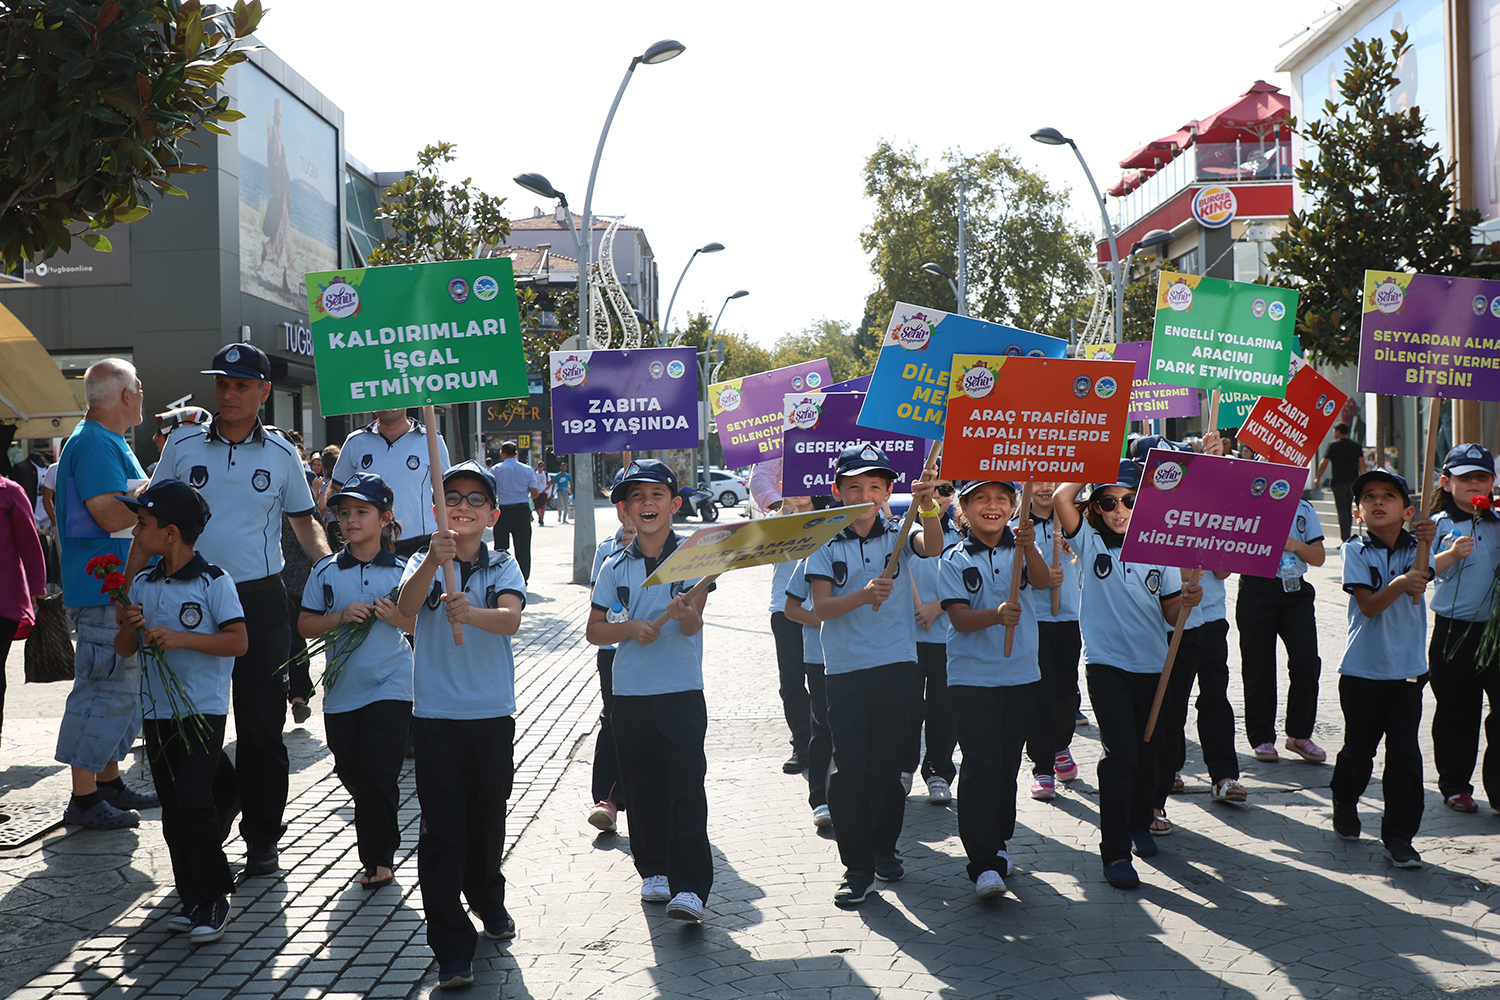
[6,505,1500,999]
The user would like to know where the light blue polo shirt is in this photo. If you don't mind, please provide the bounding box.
[1070,522,1182,673]
[130,554,244,717]
[154,417,317,583]
[784,559,825,666]
[1182,571,1228,629]
[909,520,961,640]
[57,419,146,608]
[401,542,527,718]
[591,529,631,652]
[1431,508,1500,622]
[1246,498,1325,583]
[1025,512,1082,623]
[332,420,450,540]
[938,532,1040,687]
[489,457,537,505]
[805,515,918,674]
[770,559,799,615]
[591,531,711,696]
[1341,531,1427,681]
[301,548,413,713]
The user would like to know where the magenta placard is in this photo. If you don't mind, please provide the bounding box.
[1120,450,1303,576]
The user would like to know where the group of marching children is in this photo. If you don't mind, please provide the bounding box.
[118,461,525,990]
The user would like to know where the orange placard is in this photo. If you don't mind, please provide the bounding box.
[940,355,1135,482]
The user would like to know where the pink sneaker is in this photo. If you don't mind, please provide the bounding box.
[1054,749,1079,783]
[587,800,618,832]
[1284,737,1327,763]
[1252,742,1280,763]
[1447,792,1479,813]
[1030,774,1057,800]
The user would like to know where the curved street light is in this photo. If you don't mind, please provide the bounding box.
[661,242,726,346]
[1031,126,1121,339]
[702,290,749,487]
[921,262,960,314]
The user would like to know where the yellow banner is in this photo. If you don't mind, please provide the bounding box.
[643,504,874,587]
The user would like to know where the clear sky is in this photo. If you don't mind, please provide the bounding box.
[254,0,1339,348]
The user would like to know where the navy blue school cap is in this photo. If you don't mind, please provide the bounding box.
[610,459,678,503]
[1443,443,1495,478]
[442,461,498,504]
[1094,460,1142,493]
[118,479,212,534]
[332,472,394,509]
[834,443,896,479]
[955,479,1021,498]
[1351,469,1411,507]
[202,342,272,381]
[1132,435,1193,461]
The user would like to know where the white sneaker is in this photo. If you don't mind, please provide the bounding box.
[927,776,952,804]
[900,772,913,795]
[975,870,1006,898]
[640,875,671,902]
[665,891,706,922]
[812,804,832,827]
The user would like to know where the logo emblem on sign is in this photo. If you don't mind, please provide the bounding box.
[697,529,732,545]
[1153,462,1185,491]
[474,276,499,301]
[448,277,469,303]
[792,376,804,391]
[1072,375,1091,398]
[666,360,685,379]
[1166,279,1193,312]
[649,361,664,379]
[1476,295,1489,316]
[1268,301,1286,321]
[1252,298,1266,319]
[555,355,588,387]
[1191,185,1237,228]
[1095,376,1118,399]
[407,455,421,470]
[1269,479,1290,500]
[962,363,996,399]
[179,603,203,629]
[717,387,742,411]
[320,278,361,318]
[189,466,209,488]
[1491,297,1500,318]
[894,313,933,351]
[801,517,826,529]
[1003,344,1023,356]
[807,372,822,388]
[252,469,271,492]
[1250,476,1268,498]
[791,397,822,430]
[1323,399,1335,416]
[1372,277,1404,314]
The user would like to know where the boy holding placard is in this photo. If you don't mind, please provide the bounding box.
[806,444,945,907]
[1329,470,1436,868]
[586,460,715,922]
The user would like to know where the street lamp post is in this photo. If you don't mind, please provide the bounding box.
[955,171,972,317]
[1031,127,1121,339]
[661,242,725,346]
[701,290,748,490]
[515,38,684,585]
[921,262,961,316]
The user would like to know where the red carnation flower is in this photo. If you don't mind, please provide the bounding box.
[1473,496,1492,511]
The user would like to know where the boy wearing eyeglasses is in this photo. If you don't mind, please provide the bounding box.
[396,461,527,990]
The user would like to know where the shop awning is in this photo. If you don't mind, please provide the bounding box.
[0,301,86,439]
[1118,129,1191,169]
[1107,168,1155,197]
[1188,80,1291,144]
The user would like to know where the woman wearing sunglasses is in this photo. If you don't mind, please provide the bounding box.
[1052,463,1201,890]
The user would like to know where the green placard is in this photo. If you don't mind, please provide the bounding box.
[1147,271,1297,399]
[306,258,528,417]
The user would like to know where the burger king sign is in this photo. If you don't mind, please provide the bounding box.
[1191,186,1237,229]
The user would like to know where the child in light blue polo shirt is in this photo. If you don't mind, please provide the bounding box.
[115,480,247,945]
[299,473,414,892]
[1330,470,1435,868]
[784,554,831,828]
[585,502,634,835]
[1020,481,1085,800]
[805,444,946,908]
[587,459,715,924]
[905,485,962,805]
[395,461,526,989]
[939,480,1048,899]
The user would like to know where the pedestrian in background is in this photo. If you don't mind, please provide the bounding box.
[0,468,46,741]
[490,441,538,582]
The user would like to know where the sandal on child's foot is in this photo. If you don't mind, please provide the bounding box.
[360,866,394,891]
[1211,778,1248,804]
[1150,811,1173,835]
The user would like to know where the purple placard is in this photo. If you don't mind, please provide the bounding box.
[1358,271,1500,400]
[549,347,699,453]
[781,392,927,493]
[823,374,872,393]
[710,358,833,466]
[1101,341,1201,420]
[1120,450,1303,576]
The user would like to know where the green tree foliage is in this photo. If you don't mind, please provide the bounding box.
[0,0,263,269]
[1121,256,1170,342]
[1267,30,1491,367]
[769,318,871,383]
[858,141,1095,347]
[370,142,564,367]
[670,309,771,383]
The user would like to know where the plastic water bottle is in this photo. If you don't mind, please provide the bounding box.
[1278,551,1302,592]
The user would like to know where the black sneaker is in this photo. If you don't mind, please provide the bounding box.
[782,753,806,774]
[437,957,475,989]
[188,896,230,944]
[1385,842,1423,869]
[873,853,904,882]
[244,844,280,875]
[482,908,516,940]
[834,870,875,907]
[1103,857,1140,889]
[1332,803,1361,842]
[166,903,198,934]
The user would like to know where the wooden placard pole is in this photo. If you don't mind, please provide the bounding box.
[423,405,464,646]
[871,440,943,612]
[649,573,721,630]
[1003,481,1034,657]
[1143,566,1202,741]
[1050,519,1062,617]
[1412,398,1443,605]
[1208,389,1221,439]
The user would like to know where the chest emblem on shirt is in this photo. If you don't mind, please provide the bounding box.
[407,455,421,470]
[252,469,271,492]
[1093,554,1113,580]
[361,454,373,469]
[1145,569,1162,594]
[1296,516,1306,533]
[179,602,203,629]
[962,566,983,594]
[189,465,209,488]
[831,560,848,587]
[1370,566,1383,590]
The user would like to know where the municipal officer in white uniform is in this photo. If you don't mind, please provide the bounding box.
[331,409,450,558]
[148,343,330,876]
